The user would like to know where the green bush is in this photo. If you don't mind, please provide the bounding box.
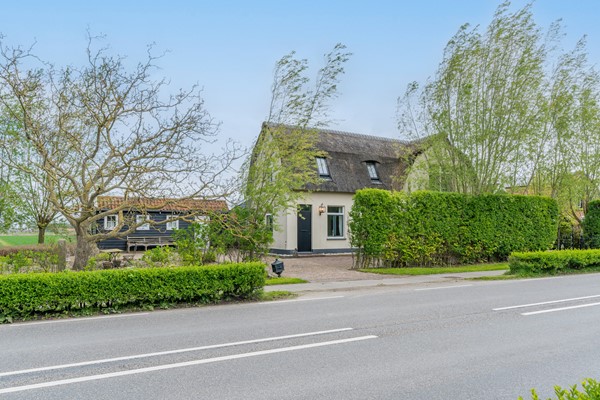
[0,247,60,274]
[350,189,558,268]
[0,262,265,322]
[173,222,210,266]
[582,200,600,248]
[509,249,600,275]
[142,246,174,266]
[519,378,600,400]
[85,252,111,271]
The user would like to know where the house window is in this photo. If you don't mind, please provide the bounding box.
[265,213,273,232]
[327,206,344,238]
[316,157,332,180]
[136,214,150,231]
[166,218,179,231]
[366,161,380,182]
[104,215,118,230]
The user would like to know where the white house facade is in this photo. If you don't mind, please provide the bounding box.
[263,125,425,255]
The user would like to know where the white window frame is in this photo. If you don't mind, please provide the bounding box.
[265,213,274,232]
[366,161,380,181]
[166,218,179,231]
[326,206,345,239]
[104,215,118,230]
[136,214,150,231]
[316,157,331,179]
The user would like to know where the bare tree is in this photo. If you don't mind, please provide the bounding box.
[0,37,241,269]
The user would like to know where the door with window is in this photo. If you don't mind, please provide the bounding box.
[297,204,312,252]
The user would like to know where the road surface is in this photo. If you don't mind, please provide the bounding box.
[1,273,600,399]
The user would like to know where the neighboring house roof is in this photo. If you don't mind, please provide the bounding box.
[96,196,228,212]
[262,123,424,193]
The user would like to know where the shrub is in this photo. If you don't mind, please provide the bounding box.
[173,222,209,266]
[350,189,558,268]
[509,249,600,275]
[583,200,600,248]
[0,244,54,257]
[85,252,111,271]
[0,246,60,274]
[142,246,174,266]
[519,378,600,400]
[0,262,265,322]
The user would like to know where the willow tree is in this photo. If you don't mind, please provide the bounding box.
[399,2,551,194]
[225,44,351,260]
[0,38,240,269]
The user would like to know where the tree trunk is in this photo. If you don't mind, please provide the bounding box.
[37,226,46,244]
[73,226,98,270]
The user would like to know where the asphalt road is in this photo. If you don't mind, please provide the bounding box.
[1,274,600,399]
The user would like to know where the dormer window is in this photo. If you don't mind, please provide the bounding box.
[316,157,332,180]
[366,161,380,182]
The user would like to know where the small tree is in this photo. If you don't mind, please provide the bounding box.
[229,44,351,259]
[173,222,210,265]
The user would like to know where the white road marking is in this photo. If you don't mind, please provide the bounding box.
[8,313,151,327]
[0,327,353,378]
[522,301,600,316]
[415,284,473,291]
[0,335,378,394]
[264,295,345,303]
[493,294,600,311]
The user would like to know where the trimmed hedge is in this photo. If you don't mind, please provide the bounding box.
[0,262,265,322]
[582,200,600,248]
[350,189,558,268]
[509,249,600,275]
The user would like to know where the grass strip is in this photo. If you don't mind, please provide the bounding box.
[358,263,508,276]
[265,277,308,286]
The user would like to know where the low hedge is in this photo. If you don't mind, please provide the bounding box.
[509,249,600,275]
[0,262,265,322]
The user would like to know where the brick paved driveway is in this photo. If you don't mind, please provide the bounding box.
[266,255,389,282]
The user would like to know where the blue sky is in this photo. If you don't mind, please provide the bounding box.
[1,1,599,147]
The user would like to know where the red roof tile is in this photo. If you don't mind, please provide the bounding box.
[96,196,228,212]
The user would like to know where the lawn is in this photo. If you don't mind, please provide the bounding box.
[359,263,509,276]
[0,234,74,247]
[265,277,308,285]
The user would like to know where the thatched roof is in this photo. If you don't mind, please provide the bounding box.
[96,196,228,212]
[262,123,423,193]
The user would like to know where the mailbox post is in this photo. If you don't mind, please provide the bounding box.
[271,259,284,277]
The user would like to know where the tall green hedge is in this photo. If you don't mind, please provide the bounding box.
[349,189,558,268]
[582,200,600,248]
[0,262,265,322]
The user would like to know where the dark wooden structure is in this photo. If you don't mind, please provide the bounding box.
[96,196,227,252]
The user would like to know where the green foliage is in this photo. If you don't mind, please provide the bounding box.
[265,277,308,285]
[208,207,274,262]
[142,246,174,266]
[84,252,111,271]
[358,263,509,276]
[398,1,600,220]
[0,262,266,322]
[0,246,59,274]
[350,189,558,268]
[582,200,600,248]
[509,249,600,275]
[519,378,600,400]
[173,222,209,265]
[237,44,351,260]
[557,213,583,249]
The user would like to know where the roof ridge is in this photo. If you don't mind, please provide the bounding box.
[263,122,417,145]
